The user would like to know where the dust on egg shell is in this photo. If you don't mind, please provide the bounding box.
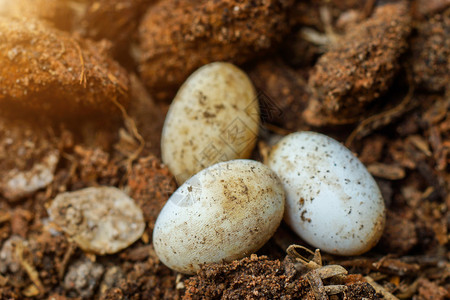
[161,62,260,185]
[152,159,285,274]
[267,131,386,256]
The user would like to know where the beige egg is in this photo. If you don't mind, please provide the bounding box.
[161,62,260,185]
[153,160,285,274]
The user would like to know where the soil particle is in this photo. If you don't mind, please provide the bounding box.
[0,235,26,274]
[0,286,20,299]
[71,146,120,188]
[101,246,182,299]
[417,278,449,299]
[73,0,156,60]
[345,282,381,299]
[184,254,383,299]
[29,231,72,289]
[99,266,125,297]
[10,209,33,238]
[358,135,386,165]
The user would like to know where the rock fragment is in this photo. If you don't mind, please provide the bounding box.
[64,257,104,299]
[0,119,59,201]
[48,187,145,255]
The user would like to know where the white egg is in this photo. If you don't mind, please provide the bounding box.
[161,62,260,185]
[267,131,385,255]
[153,159,284,274]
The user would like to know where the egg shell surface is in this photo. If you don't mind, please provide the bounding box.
[153,159,285,274]
[161,62,260,184]
[267,131,386,256]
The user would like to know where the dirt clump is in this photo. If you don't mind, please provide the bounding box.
[184,254,381,300]
[138,0,295,100]
[305,1,411,125]
[0,17,130,120]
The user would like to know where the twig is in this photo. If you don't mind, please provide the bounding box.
[365,276,399,300]
[306,270,328,300]
[287,244,322,269]
[319,6,338,44]
[373,254,394,270]
[58,243,77,280]
[264,123,294,136]
[15,242,44,294]
[110,96,145,173]
[73,40,87,88]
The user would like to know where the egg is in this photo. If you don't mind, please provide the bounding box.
[161,62,260,185]
[153,159,284,274]
[267,131,386,256]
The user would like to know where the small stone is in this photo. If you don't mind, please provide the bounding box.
[0,235,26,274]
[0,119,59,202]
[64,257,104,299]
[2,150,59,201]
[48,187,145,255]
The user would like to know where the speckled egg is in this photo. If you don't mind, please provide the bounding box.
[161,62,260,185]
[153,159,284,274]
[267,131,386,256]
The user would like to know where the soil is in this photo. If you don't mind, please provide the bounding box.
[0,0,449,299]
